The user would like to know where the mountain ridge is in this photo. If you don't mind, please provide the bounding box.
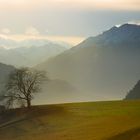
[0,41,70,67]
[74,23,140,50]
[37,24,140,102]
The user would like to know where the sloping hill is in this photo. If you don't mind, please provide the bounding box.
[0,101,140,140]
[38,24,140,101]
[125,80,140,100]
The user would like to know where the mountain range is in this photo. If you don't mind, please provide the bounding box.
[0,23,140,104]
[37,24,140,102]
[0,39,70,67]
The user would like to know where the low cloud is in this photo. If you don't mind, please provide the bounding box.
[0,32,84,47]
[1,28,11,34]
[128,20,140,25]
[25,27,40,36]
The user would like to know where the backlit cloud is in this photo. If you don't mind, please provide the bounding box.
[1,28,11,34]
[0,0,139,45]
[128,20,140,25]
[25,27,40,36]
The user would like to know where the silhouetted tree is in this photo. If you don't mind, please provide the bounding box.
[1,68,48,109]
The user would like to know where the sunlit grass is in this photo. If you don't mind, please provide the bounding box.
[0,100,140,140]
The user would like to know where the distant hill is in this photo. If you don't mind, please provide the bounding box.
[0,63,15,92]
[125,80,140,100]
[0,62,78,105]
[37,24,140,101]
[0,39,70,67]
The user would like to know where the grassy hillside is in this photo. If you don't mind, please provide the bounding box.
[0,100,140,140]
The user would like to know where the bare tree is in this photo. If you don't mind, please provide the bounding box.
[1,68,48,109]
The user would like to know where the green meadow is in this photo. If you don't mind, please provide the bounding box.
[0,100,140,140]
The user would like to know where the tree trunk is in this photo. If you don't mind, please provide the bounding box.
[27,99,31,109]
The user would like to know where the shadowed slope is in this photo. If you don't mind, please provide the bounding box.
[125,80,140,100]
[38,24,140,102]
[107,127,140,140]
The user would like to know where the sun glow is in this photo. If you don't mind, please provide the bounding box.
[0,0,139,11]
[0,0,26,5]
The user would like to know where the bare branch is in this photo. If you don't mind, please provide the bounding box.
[1,68,48,109]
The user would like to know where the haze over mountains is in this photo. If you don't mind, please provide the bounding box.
[0,23,140,104]
[0,39,70,67]
[37,24,140,102]
[0,62,77,104]
[0,63,15,92]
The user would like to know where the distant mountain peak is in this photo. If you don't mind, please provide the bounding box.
[115,23,140,28]
[73,23,140,49]
[94,23,140,47]
[105,23,140,34]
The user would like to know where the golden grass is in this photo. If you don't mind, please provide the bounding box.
[0,100,140,140]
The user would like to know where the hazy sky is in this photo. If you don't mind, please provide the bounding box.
[0,0,140,45]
